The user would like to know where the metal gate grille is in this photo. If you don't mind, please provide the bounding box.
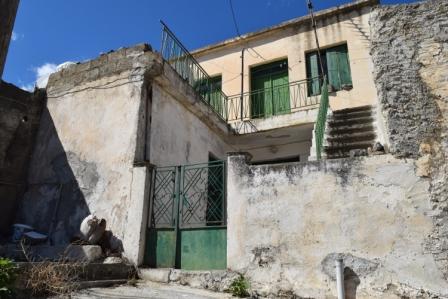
[149,161,226,229]
[150,166,177,228]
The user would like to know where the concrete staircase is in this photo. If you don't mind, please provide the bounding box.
[325,105,376,159]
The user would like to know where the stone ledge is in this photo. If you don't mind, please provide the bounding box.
[138,268,240,293]
[46,43,163,95]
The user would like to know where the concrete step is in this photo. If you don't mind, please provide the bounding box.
[332,105,374,115]
[328,116,374,128]
[327,132,376,146]
[138,267,239,293]
[331,110,373,120]
[327,124,375,135]
[325,142,373,155]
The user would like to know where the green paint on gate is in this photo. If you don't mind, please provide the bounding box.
[145,228,176,268]
[180,227,227,270]
[146,161,227,270]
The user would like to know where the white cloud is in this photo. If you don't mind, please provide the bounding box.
[11,31,24,42]
[35,63,58,88]
[20,83,35,92]
[22,61,76,90]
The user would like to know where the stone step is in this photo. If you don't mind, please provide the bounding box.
[138,268,239,293]
[327,124,375,135]
[327,132,376,145]
[331,110,373,120]
[328,116,374,128]
[325,142,373,154]
[332,105,374,115]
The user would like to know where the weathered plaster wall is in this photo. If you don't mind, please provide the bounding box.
[227,153,448,298]
[0,81,44,236]
[15,45,160,264]
[195,0,378,112]
[149,83,233,166]
[370,0,448,285]
[0,0,19,78]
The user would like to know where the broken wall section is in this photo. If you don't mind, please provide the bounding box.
[0,81,44,237]
[227,153,448,298]
[370,0,448,282]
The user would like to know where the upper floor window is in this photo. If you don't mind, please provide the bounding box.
[306,43,353,96]
[250,59,290,118]
[194,75,223,115]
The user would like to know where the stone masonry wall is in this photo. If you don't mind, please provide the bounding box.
[370,0,448,284]
[227,153,448,298]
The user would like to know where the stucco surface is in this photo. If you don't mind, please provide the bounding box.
[195,1,378,113]
[16,46,158,264]
[227,154,447,298]
[149,84,233,166]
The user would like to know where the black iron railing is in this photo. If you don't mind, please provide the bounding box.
[160,22,229,121]
[226,78,321,121]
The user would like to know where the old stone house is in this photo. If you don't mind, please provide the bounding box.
[1,0,447,298]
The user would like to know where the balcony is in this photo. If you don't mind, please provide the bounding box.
[226,78,322,122]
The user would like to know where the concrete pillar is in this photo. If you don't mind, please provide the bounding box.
[0,0,20,79]
[226,152,251,270]
[123,163,154,265]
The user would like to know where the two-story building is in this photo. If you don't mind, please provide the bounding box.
[182,0,382,163]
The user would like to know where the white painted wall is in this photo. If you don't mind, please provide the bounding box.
[227,153,448,298]
[149,83,234,167]
[194,3,378,113]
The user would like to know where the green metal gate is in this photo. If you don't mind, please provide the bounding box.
[145,161,226,270]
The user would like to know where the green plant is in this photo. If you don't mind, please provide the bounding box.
[0,258,17,298]
[228,274,250,298]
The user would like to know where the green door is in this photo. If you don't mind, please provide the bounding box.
[145,161,227,270]
[250,59,290,118]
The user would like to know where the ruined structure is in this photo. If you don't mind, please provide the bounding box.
[1,0,447,298]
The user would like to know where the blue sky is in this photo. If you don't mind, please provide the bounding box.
[4,0,419,90]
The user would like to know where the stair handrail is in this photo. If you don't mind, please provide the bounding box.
[314,76,329,160]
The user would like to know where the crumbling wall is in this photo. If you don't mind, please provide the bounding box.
[0,81,44,236]
[370,0,448,286]
[227,153,448,298]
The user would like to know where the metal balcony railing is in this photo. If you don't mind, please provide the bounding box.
[160,22,229,121]
[226,78,322,121]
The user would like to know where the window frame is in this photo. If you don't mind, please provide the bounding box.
[305,43,353,96]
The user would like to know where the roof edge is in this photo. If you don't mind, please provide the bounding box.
[191,0,379,57]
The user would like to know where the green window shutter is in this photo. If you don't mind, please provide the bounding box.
[209,76,222,115]
[271,72,290,115]
[336,45,352,87]
[326,44,352,90]
[326,48,341,90]
[306,52,320,96]
[251,74,266,118]
[250,59,289,118]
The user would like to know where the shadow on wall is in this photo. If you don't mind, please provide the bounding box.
[0,83,45,238]
[14,107,122,252]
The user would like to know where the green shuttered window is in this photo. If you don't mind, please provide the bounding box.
[306,43,352,96]
[193,75,223,115]
[250,59,290,118]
